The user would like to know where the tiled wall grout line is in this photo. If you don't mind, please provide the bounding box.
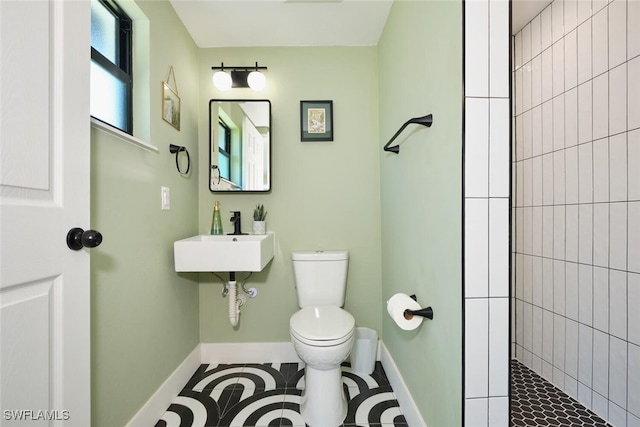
[512,0,640,425]
[464,0,511,424]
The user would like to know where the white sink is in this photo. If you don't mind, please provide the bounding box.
[174,232,274,272]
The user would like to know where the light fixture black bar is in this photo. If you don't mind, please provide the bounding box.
[383,114,433,154]
[211,66,268,70]
[211,62,267,71]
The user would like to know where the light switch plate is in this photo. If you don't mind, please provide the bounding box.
[161,186,170,210]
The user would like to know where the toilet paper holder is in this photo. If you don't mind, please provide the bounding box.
[404,295,434,320]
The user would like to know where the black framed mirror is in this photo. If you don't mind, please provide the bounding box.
[209,99,271,192]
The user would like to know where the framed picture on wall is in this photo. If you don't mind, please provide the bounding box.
[162,82,181,130]
[300,100,333,141]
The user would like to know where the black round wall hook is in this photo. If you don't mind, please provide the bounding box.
[169,144,190,175]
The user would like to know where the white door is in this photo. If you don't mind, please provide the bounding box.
[0,1,91,426]
[242,117,265,191]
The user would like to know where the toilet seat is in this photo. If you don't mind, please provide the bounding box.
[290,306,355,347]
[290,328,354,347]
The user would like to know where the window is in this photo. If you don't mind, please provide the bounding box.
[90,0,132,134]
[218,119,231,181]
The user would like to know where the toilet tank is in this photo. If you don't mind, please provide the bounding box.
[291,250,349,308]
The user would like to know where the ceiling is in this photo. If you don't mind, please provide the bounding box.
[169,0,552,48]
[169,0,394,48]
[512,0,552,34]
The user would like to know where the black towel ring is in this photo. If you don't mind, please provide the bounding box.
[211,165,221,185]
[169,144,190,175]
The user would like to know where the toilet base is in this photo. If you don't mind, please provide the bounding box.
[300,365,347,427]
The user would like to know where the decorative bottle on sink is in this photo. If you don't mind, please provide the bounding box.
[211,201,224,235]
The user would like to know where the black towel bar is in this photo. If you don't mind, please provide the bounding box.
[383,114,433,154]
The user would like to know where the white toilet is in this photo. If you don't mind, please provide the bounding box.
[289,250,355,427]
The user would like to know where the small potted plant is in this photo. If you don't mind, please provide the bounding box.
[253,204,268,235]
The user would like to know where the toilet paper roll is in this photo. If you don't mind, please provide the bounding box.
[386,293,423,330]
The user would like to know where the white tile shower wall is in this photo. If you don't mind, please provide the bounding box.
[464,0,510,426]
[512,0,640,425]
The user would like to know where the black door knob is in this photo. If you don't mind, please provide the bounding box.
[66,227,103,250]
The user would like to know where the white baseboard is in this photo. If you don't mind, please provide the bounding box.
[200,341,301,364]
[125,344,201,427]
[200,341,381,365]
[379,341,427,427]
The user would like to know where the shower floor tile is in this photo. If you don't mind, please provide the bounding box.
[155,361,407,427]
[511,360,612,427]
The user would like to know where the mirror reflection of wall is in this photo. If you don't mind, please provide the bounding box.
[209,100,271,192]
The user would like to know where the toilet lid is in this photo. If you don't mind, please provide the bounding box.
[290,306,355,342]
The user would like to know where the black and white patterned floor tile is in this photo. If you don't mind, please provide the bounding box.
[511,359,613,427]
[155,361,407,427]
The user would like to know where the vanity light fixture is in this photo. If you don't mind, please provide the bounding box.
[212,68,232,91]
[211,62,267,91]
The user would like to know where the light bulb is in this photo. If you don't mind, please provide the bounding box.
[247,70,266,91]
[212,71,232,91]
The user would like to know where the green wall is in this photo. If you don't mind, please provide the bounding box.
[89,1,464,425]
[197,47,383,342]
[90,1,200,426]
[378,1,463,425]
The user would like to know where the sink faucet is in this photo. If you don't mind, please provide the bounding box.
[229,211,246,235]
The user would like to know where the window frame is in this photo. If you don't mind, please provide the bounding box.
[218,118,231,181]
[90,0,133,134]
